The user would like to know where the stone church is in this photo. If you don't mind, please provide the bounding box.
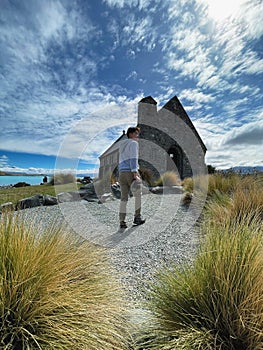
[98,95,207,180]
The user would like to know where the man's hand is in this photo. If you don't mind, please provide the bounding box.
[133,174,141,181]
[133,172,139,179]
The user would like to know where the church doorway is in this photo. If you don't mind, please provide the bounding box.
[167,145,183,178]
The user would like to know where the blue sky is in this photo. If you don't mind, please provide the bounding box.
[0,0,262,176]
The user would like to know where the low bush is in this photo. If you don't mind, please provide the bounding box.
[0,214,130,349]
[137,214,263,350]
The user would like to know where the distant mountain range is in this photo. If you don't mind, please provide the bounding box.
[223,166,263,173]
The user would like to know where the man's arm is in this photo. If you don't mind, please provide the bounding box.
[130,141,140,179]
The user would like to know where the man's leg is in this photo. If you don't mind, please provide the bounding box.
[119,200,127,222]
[134,190,142,218]
[131,179,145,225]
[119,172,130,225]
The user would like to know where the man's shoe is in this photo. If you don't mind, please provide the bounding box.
[120,221,128,229]
[133,217,146,226]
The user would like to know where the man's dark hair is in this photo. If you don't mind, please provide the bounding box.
[127,126,140,138]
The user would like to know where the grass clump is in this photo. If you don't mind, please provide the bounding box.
[207,172,241,195]
[207,190,263,227]
[0,214,130,349]
[204,176,263,227]
[181,176,194,193]
[155,171,181,187]
[137,213,263,350]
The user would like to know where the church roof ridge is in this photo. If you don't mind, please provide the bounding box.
[139,96,157,105]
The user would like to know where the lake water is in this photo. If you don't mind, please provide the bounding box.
[0,176,50,187]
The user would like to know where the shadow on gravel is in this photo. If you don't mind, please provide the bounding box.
[104,226,140,247]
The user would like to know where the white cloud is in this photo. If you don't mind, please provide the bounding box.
[166,23,218,88]
[103,0,127,7]
[200,0,246,22]
[238,0,263,40]
[245,58,263,75]
[180,89,215,104]
[170,27,206,53]
[205,143,263,169]
[126,71,138,80]
[218,31,263,78]
[122,15,156,50]
[221,119,263,146]
[36,1,67,40]
[103,0,155,10]
[231,83,260,96]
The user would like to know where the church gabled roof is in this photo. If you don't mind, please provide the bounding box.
[162,95,207,152]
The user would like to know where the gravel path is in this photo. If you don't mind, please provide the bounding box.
[18,193,200,303]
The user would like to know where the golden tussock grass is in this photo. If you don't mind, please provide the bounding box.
[155,171,181,187]
[136,172,263,350]
[0,213,131,349]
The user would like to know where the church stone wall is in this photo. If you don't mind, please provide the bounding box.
[99,95,207,181]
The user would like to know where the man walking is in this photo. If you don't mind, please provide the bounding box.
[118,126,145,229]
